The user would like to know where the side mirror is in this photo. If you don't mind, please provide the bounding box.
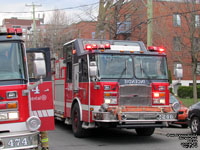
[33,53,46,79]
[175,64,183,79]
[89,61,98,78]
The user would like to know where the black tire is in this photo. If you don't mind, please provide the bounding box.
[135,128,155,136]
[71,103,87,138]
[181,124,188,128]
[190,117,200,135]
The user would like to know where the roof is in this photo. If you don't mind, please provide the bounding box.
[3,18,40,27]
[65,39,166,57]
[0,35,23,42]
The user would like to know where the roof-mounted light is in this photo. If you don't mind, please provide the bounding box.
[15,28,22,36]
[105,43,111,49]
[85,44,92,50]
[92,44,98,50]
[0,27,23,36]
[7,28,15,35]
[99,44,104,49]
[148,46,165,53]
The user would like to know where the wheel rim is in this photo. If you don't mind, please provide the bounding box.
[73,109,78,130]
[191,119,198,133]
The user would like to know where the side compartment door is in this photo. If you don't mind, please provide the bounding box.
[27,47,55,131]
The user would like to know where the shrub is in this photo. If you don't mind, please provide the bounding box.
[178,86,200,98]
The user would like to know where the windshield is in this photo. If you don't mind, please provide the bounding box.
[0,42,26,81]
[134,55,168,79]
[96,54,133,79]
[169,94,179,104]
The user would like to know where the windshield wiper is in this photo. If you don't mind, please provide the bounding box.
[0,78,27,82]
[112,67,127,90]
[140,64,157,90]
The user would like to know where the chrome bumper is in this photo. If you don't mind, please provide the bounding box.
[93,112,178,124]
[0,131,39,150]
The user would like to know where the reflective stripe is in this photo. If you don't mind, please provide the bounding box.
[0,122,28,132]
[41,138,48,143]
[66,103,100,112]
[31,109,54,118]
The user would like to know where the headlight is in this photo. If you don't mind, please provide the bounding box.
[172,102,181,112]
[8,112,19,120]
[104,92,118,104]
[6,91,18,99]
[104,98,117,104]
[26,116,41,131]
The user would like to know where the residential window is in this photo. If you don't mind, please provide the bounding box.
[173,14,181,26]
[12,25,21,28]
[124,14,131,22]
[195,15,200,27]
[193,37,200,51]
[92,32,95,39]
[124,14,131,31]
[197,62,200,74]
[173,36,181,51]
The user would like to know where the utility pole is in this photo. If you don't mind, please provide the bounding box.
[147,0,153,47]
[26,3,42,48]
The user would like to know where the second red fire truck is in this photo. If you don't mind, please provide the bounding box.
[53,39,180,137]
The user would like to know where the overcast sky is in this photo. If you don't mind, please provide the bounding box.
[0,0,99,25]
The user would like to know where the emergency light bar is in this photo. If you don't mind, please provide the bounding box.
[84,43,141,52]
[0,27,22,36]
[85,43,111,50]
[148,46,165,53]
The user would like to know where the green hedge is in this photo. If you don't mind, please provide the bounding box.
[178,86,200,98]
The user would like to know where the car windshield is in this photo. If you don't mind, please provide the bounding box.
[96,54,133,79]
[0,42,26,81]
[169,94,179,104]
[134,55,168,79]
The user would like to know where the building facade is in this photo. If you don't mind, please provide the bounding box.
[106,0,200,93]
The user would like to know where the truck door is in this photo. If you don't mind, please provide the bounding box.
[27,48,55,131]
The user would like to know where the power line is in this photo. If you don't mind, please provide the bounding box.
[0,2,99,14]
[26,3,42,48]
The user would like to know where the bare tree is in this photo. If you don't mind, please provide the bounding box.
[96,0,114,39]
[98,0,147,41]
[44,9,69,56]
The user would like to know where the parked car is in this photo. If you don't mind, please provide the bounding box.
[188,102,200,134]
[170,94,188,128]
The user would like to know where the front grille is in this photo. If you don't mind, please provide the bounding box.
[124,113,158,120]
[119,84,152,106]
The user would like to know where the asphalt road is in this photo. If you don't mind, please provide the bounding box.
[48,121,199,150]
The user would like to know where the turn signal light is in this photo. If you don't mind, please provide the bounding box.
[8,103,18,109]
[105,93,111,97]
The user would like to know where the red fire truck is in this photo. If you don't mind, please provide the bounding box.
[0,28,54,149]
[53,39,180,137]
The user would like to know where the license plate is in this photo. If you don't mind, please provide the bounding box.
[3,134,38,149]
[158,114,175,120]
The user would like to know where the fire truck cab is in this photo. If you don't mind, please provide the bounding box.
[54,39,180,137]
[0,28,54,149]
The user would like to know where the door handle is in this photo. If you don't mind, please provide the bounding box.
[44,89,49,92]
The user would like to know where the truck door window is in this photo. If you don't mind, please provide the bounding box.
[64,43,74,83]
[27,52,46,79]
[79,56,88,82]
